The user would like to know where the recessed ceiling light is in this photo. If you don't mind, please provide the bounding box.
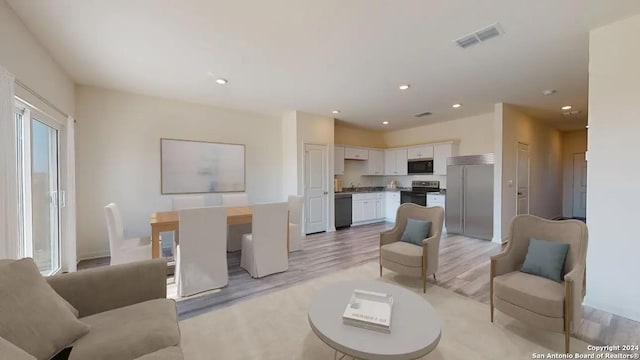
[452,103,462,108]
[398,84,410,90]
[215,78,228,85]
[332,110,340,114]
[382,121,389,125]
[561,105,572,110]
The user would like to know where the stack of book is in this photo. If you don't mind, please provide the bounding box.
[342,289,394,333]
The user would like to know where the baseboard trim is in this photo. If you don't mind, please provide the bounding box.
[77,250,110,262]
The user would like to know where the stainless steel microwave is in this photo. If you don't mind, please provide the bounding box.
[408,159,434,174]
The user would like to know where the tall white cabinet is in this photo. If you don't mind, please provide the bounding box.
[366,150,384,175]
[433,142,456,176]
[384,149,408,175]
[334,146,345,175]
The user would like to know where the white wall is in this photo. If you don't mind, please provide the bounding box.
[0,0,76,263]
[585,14,640,322]
[75,86,283,259]
[493,104,504,243]
[282,111,298,197]
[561,130,588,217]
[383,113,495,155]
[499,104,563,240]
[0,0,75,116]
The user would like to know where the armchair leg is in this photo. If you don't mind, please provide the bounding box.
[490,260,495,323]
[564,281,572,353]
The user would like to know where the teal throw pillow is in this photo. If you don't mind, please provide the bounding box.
[520,238,570,282]
[400,219,432,246]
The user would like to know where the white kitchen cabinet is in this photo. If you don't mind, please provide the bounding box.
[433,142,457,176]
[375,193,385,219]
[334,146,345,175]
[385,192,401,221]
[384,149,408,176]
[344,147,369,160]
[407,145,434,160]
[365,150,384,175]
[352,193,385,224]
[426,193,446,232]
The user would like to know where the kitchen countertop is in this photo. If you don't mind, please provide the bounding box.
[335,187,411,195]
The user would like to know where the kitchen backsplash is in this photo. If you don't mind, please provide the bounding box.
[338,160,447,189]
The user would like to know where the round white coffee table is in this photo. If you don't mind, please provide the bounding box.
[308,280,441,360]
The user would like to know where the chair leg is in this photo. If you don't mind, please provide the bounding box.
[379,264,382,277]
[490,260,495,323]
[433,273,437,282]
[422,273,426,293]
[564,281,572,353]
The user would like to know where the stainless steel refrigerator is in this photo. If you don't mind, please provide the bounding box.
[446,154,494,241]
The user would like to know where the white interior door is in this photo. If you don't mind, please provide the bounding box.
[304,144,327,234]
[572,153,587,218]
[516,142,530,215]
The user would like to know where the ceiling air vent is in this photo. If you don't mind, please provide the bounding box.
[414,111,432,118]
[455,22,504,49]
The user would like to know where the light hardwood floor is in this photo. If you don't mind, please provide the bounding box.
[78,222,638,346]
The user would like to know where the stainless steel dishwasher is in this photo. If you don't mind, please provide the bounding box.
[334,193,352,229]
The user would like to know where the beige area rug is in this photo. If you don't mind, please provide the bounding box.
[180,262,592,359]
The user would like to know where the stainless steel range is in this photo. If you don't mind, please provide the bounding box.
[400,181,440,206]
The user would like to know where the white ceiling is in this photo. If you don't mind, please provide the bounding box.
[8,0,640,131]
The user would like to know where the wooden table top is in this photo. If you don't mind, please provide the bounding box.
[150,206,253,226]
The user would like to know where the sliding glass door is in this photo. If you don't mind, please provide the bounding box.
[15,106,63,275]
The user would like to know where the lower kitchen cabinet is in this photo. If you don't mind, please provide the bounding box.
[352,193,386,224]
[385,192,400,221]
[427,193,446,232]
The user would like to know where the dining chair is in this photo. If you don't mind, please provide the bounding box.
[167,195,205,257]
[222,193,250,252]
[288,195,304,252]
[176,206,228,297]
[240,202,289,278]
[104,203,152,265]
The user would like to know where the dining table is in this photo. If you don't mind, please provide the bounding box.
[149,206,288,258]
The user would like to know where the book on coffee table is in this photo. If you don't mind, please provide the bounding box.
[342,289,393,333]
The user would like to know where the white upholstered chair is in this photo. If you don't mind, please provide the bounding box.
[104,203,152,265]
[168,195,205,257]
[288,195,304,252]
[176,206,228,297]
[240,202,289,278]
[222,193,250,252]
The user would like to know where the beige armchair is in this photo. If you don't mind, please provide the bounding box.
[490,215,588,353]
[380,203,444,293]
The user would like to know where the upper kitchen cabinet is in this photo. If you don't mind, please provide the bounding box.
[407,145,434,160]
[433,142,458,175]
[384,148,408,176]
[365,149,384,175]
[334,146,345,175]
[344,147,369,160]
